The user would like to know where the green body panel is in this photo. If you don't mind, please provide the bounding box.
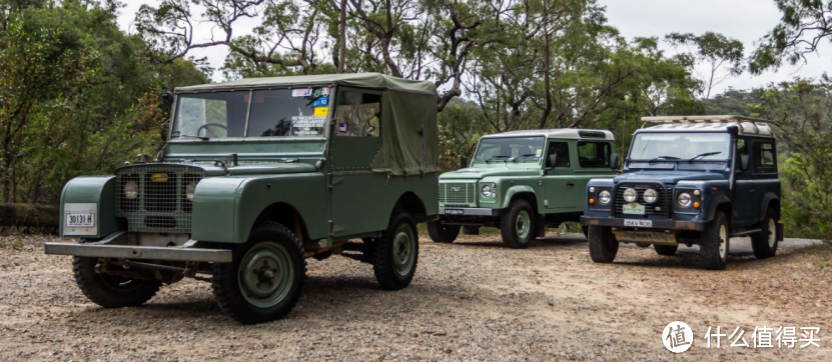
[191,173,328,243]
[59,176,125,238]
[439,136,617,215]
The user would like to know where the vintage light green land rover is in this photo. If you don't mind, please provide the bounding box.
[428,129,618,248]
[45,73,440,324]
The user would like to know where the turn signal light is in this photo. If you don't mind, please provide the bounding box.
[693,202,700,208]
[589,199,595,205]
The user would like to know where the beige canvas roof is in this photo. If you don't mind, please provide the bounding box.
[176,72,437,95]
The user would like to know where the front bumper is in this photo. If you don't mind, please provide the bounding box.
[580,216,706,231]
[439,207,501,216]
[45,231,232,262]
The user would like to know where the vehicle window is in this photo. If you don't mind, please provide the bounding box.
[548,142,570,167]
[578,142,611,167]
[173,92,247,138]
[629,132,730,160]
[336,91,381,137]
[247,88,327,137]
[473,137,545,162]
[754,141,776,171]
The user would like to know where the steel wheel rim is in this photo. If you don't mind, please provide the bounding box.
[393,223,416,276]
[719,224,728,259]
[516,210,531,239]
[238,241,294,308]
[768,219,776,248]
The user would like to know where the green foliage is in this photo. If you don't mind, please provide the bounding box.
[749,0,832,74]
[665,31,744,100]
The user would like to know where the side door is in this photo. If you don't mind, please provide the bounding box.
[543,140,578,211]
[733,137,757,225]
[573,139,614,204]
[328,87,389,237]
[750,138,779,221]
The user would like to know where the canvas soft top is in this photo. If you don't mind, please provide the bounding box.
[176,73,437,95]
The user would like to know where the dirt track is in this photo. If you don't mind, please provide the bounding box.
[1,233,831,361]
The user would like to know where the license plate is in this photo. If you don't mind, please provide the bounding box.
[445,209,464,216]
[624,219,652,228]
[65,212,95,227]
[622,202,645,215]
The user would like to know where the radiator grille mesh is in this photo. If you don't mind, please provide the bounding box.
[115,164,205,233]
[438,182,476,206]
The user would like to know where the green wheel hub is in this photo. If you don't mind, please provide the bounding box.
[238,241,295,308]
[516,210,531,239]
[392,223,416,276]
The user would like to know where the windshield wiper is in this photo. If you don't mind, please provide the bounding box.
[516,154,540,161]
[173,134,209,141]
[686,152,722,162]
[485,155,511,163]
[648,156,681,163]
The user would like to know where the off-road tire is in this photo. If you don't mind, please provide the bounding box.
[653,244,678,256]
[500,199,536,249]
[427,221,460,243]
[588,226,618,263]
[212,222,306,325]
[373,210,419,290]
[700,211,730,270]
[72,256,162,308]
[751,208,779,259]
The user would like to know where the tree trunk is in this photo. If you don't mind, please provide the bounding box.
[0,203,59,228]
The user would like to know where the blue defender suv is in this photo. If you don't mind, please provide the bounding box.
[580,116,784,270]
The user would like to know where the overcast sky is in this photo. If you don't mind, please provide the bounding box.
[117,0,832,97]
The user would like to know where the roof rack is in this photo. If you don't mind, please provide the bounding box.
[639,115,776,138]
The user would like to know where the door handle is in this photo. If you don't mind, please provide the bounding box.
[566,182,575,187]
[749,189,756,193]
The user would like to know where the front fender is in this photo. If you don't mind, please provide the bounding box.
[703,192,732,222]
[501,185,536,209]
[190,173,327,243]
[60,176,124,238]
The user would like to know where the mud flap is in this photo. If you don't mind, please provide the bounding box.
[777,222,785,242]
[535,215,546,238]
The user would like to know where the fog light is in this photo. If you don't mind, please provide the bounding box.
[623,188,637,202]
[124,181,138,199]
[186,182,197,201]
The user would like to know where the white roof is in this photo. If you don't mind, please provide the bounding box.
[640,115,775,138]
[481,129,615,141]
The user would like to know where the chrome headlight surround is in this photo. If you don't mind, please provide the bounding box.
[598,190,612,205]
[481,184,492,198]
[643,188,658,204]
[123,181,139,200]
[623,188,637,203]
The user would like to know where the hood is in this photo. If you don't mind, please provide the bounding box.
[614,170,727,185]
[440,166,540,180]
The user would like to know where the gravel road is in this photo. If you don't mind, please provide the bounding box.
[1,233,831,361]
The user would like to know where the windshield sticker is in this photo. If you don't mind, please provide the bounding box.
[339,122,348,133]
[314,107,328,116]
[292,88,312,97]
[535,149,542,157]
[321,87,330,95]
[313,96,329,108]
[291,116,326,136]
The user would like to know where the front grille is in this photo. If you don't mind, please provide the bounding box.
[439,182,476,205]
[115,164,205,233]
[614,184,670,216]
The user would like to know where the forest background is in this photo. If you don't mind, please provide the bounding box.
[3,0,832,239]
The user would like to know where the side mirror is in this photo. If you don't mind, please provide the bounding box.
[460,156,468,169]
[162,91,174,107]
[548,153,559,169]
[610,153,619,170]
[739,154,750,171]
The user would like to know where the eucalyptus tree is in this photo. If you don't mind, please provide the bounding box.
[665,31,744,101]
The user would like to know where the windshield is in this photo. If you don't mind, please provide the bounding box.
[171,87,331,139]
[629,132,730,161]
[474,137,545,162]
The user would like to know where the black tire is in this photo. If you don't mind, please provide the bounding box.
[212,222,306,325]
[72,256,161,308]
[500,199,536,249]
[588,226,618,263]
[373,210,419,290]
[653,244,678,256]
[700,211,730,270]
[751,208,779,259]
[427,221,460,243]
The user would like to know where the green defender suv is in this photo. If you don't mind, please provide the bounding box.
[45,73,440,324]
[428,129,619,248]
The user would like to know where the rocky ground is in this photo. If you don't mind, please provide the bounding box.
[1,233,831,361]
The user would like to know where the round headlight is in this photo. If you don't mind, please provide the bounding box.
[481,185,492,197]
[598,190,611,205]
[623,188,637,203]
[124,181,138,199]
[643,189,658,203]
[186,182,197,201]
[677,193,692,207]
